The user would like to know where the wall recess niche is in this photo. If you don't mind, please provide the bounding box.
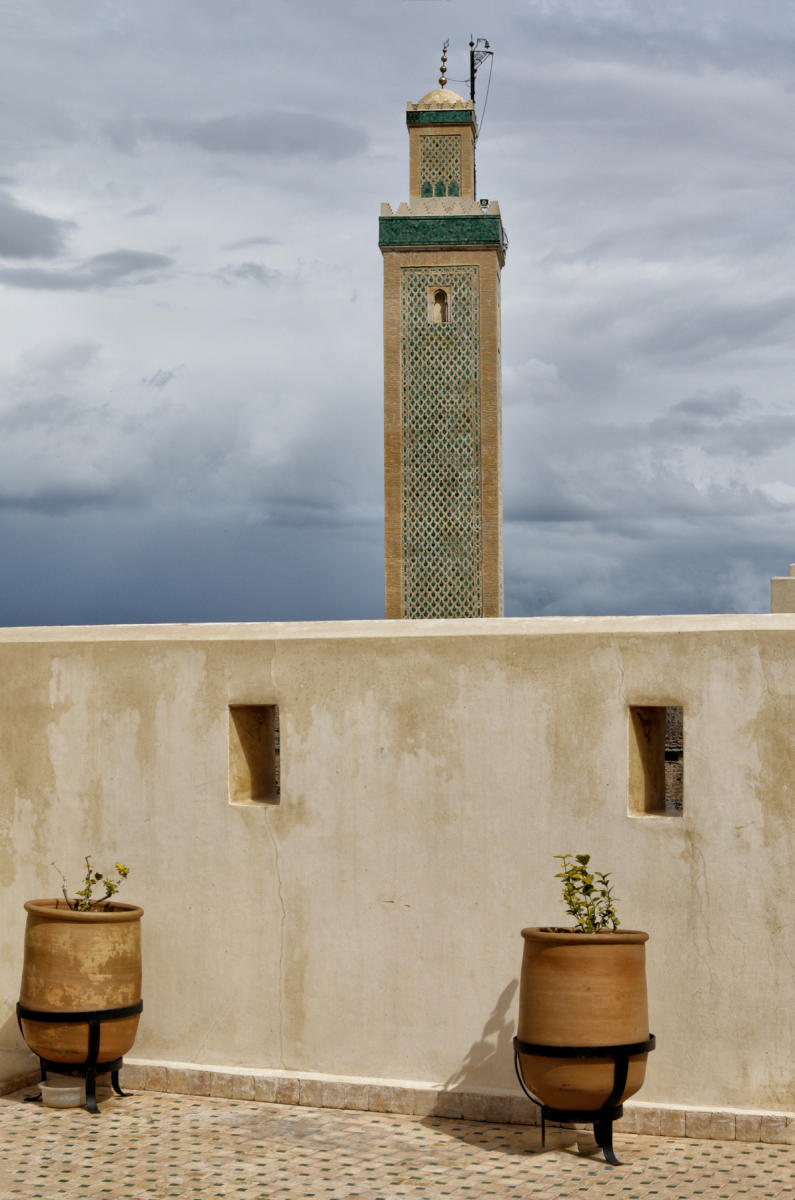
[628,705,683,816]
[228,705,280,805]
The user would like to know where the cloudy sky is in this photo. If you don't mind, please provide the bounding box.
[1,0,794,625]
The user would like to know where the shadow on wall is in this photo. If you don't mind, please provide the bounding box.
[442,978,519,1095]
[0,1010,29,1053]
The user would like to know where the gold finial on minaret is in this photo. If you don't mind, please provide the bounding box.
[439,39,449,87]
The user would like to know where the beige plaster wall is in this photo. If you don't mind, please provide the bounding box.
[0,616,792,1114]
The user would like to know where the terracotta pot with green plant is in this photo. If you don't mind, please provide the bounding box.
[18,858,143,1113]
[514,854,654,1165]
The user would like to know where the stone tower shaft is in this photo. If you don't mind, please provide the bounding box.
[379,82,507,618]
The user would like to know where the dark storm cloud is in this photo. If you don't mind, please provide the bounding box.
[223,236,278,250]
[649,391,795,459]
[0,481,140,516]
[142,367,181,389]
[503,469,605,524]
[0,510,384,626]
[502,378,793,564]
[672,392,744,419]
[504,467,779,528]
[636,295,795,363]
[541,210,794,269]
[141,112,368,160]
[513,2,795,77]
[0,391,94,435]
[259,498,348,528]
[0,355,136,516]
[218,262,280,285]
[0,191,74,258]
[0,249,173,290]
[504,515,791,617]
[0,330,379,539]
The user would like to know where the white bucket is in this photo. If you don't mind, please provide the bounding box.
[39,1076,86,1108]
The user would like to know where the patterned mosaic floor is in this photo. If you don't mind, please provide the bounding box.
[0,1087,791,1200]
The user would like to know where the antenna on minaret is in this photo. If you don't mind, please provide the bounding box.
[469,36,493,201]
[469,35,492,106]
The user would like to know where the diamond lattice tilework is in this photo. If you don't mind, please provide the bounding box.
[419,134,462,196]
[400,266,481,618]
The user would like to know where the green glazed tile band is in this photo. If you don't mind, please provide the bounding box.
[379,215,507,252]
[406,110,474,126]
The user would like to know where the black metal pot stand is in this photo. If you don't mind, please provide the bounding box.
[513,1034,656,1165]
[17,1000,143,1114]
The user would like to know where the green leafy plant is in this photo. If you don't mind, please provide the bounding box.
[52,856,131,912]
[555,853,620,932]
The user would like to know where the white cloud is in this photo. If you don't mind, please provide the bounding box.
[141,113,368,160]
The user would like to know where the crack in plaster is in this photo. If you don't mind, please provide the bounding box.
[686,830,716,964]
[611,637,627,703]
[265,804,287,1067]
[193,1013,225,1062]
[757,651,773,706]
[612,638,628,812]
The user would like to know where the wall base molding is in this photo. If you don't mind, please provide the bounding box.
[122,1060,794,1146]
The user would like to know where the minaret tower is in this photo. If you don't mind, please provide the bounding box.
[380,45,507,619]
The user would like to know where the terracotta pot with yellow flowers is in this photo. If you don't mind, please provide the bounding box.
[18,857,143,1113]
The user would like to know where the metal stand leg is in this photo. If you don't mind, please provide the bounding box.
[592,1051,628,1166]
[111,1069,131,1097]
[593,1117,620,1166]
[85,1067,99,1115]
[84,1017,100,1114]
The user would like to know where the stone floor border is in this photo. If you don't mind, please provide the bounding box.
[119,1059,795,1145]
